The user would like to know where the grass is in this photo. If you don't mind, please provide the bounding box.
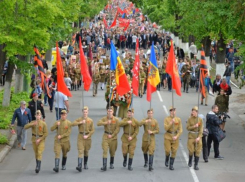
[0,134,8,144]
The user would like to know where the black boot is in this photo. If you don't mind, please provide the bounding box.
[128,158,133,171]
[74,85,77,91]
[143,153,148,168]
[110,157,114,169]
[165,155,170,167]
[123,155,127,167]
[186,86,189,93]
[71,84,74,91]
[35,160,41,173]
[84,156,88,169]
[194,156,199,170]
[35,159,38,173]
[149,155,154,171]
[188,155,193,167]
[169,157,175,170]
[53,158,60,173]
[101,158,107,171]
[62,157,67,170]
[76,158,82,172]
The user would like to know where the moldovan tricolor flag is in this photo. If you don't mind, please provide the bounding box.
[132,39,140,96]
[79,37,92,91]
[147,43,160,101]
[166,40,181,96]
[56,42,72,97]
[110,42,131,96]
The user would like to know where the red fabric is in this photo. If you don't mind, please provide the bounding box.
[132,39,140,96]
[88,45,93,61]
[117,73,131,96]
[103,17,108,29]
[79,37,92,91]
[117,7,124,14]
[147,81,156,102]
[220,83,229,91]
[110,12,118,28]
[123,22,130,31]
[135,8,139,12]
[166,40,182,96]
[56,42,72,97]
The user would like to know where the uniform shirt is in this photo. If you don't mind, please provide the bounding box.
[72,117,95,139]
[119,117,139,142]
[24,120,48,142]
[215,95,229,113]
[92,73,101,84]
[139,118,159,142]
[97,116,120,140]
[186,116,203,139]
[54,91,68,109]
[164,116,183,140]
[50,119,72,142]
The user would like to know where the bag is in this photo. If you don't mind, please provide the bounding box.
[215,128,226,142]
[203,128,209,136]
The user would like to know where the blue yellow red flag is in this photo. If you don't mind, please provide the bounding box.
[110,42,131,96]
[147,43,160,101]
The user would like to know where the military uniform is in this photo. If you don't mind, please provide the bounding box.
[118,92,132,119]
[164,113,183,170]
[181,64,192,93]
[139,117,159,171]
[186,107,203,170]
[50,113,72,172]
[100,68,106,90]
[92,73,101,96]
[139,69,146,97]
[215,95,229,113]
[97,115,120,170]
[72,116,94,171]
[24,119,48,173]
[119,114,139,170]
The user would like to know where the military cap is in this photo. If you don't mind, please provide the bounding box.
[60,110,67,114]
[83,106,89,111]
[192,106,198,111]
[147,108,153,113]
[108,106,114,111]
[169,106,176,111]
[128,108,134,113]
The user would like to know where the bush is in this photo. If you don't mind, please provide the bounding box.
[0,134,8,144]
[0,88,30,129]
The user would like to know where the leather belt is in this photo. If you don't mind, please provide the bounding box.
[105,131,112,135]
[32,134,43,137]
[189,131,199,134]
[124,133,129,135]
[80,132,89,135]
[167,131,177,134]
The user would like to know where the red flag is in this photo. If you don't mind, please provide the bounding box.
[117,7,124,14]
[103,17,108,29]
[200,48,208,98]
[79,37,92,91]
[123,22,130,31]
[132,39,140,96]
[56,42,72,97]
[110,12,118,28]
[166,40,182,96]
[135,8,139,12]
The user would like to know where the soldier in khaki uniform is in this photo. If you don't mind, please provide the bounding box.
[24,110,48,173]
[92,69,101,97]
[72,106,94,172]
[164,107,183,170]
[119,108,139,171]
[139,67,146,98]
[186,106,203,170]
[181,61,192,93]
[97,107,120,171]
[139,109,159,171]
[99,66,106,90]
[50,110,72,173]
[74,64,81,90]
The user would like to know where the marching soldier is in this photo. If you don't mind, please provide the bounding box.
[139,67,146,98]
[119,108,139,171]
[92,68,101,97]
[24,110,48,173]
[50,110,72,173]
[186,106,203,170]
[72,106,94,172]
[97,107,120,171]
[99,65,106,90]
[139,109,159,171]
[163,107,183,170]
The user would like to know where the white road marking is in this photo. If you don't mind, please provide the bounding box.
[179,143,200,182]
[230,80,239,89]
[157,91,163,102]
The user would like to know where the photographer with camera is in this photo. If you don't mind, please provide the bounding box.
[206,105,224,160]
[215,89,229,132]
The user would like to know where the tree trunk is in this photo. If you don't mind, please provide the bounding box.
[14,56,25,93]
[201,36,211,56]
[2,62,14,107]
[216,33,226,64]
[189,35,195,45]
[23,55,30,92]
[0,44,6,79]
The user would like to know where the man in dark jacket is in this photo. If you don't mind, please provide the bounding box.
[223,62,232,85]
[11,101,32,150]
[206,105,224,160]
[28,93,45,121]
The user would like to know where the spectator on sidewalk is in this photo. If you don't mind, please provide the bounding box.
[1,59,8,86]
[54,91,69,120]
[11,101,32,150]
[219,78,232,101]
[223,62,232,85]
[212,74,222,96]
[189,42,198,59]
[28,93,45,121]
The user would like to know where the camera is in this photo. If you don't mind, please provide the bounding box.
[217,112,230,122]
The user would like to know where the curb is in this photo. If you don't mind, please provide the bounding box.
[0,134,17,163]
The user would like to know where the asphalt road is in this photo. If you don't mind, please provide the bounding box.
[1,84,245,182]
